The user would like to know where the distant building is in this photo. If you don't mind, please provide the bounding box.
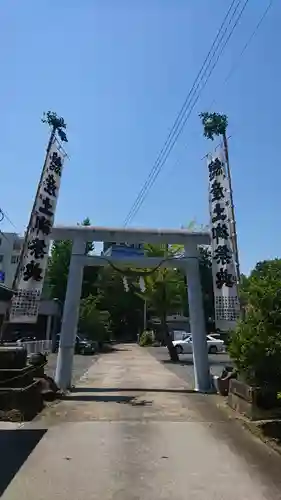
[102,241,144,257]
[0,233,61,342]
[0,232,24,287]
[102,241,115,254]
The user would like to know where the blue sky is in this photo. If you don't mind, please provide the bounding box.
[0,0,280,274]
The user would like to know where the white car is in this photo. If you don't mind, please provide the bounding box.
[172,334,225,355]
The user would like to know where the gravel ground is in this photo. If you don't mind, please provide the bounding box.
[147,346,232,387]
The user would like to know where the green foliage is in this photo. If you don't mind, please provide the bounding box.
[141,244,186,319]
[199,112,228,140]
[139,330,154,346]
[42,111,68,142]
[47,217,95,302]
[95,267,143,340]
[47,239,72,302]
[79,294,110,342]
[229,259,281,388]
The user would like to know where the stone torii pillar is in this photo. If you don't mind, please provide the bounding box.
[52,225,212,392]
[185,243,211,392]
[55,238,85,390]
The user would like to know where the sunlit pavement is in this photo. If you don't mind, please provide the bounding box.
[148,346,231,387]
[1,345,281,500]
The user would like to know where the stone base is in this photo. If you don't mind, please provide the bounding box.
[0,346,27,369]
[228,379,281,421]
[0,380,44,421]
[0,365,36,388]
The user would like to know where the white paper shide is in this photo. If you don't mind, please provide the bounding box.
[10,140,65,323]
[208,152,240,331]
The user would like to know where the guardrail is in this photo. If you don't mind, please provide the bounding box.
[19,340,52,356]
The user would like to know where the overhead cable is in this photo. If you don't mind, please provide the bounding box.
[123,0,249,226]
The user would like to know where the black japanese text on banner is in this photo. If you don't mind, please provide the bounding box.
[208,152,240,331]
[10,140,66,323]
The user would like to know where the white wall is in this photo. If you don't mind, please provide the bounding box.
[0,299,61,316]
[0,233,24,287]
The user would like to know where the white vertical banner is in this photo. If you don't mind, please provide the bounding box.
[10,139,66,323]
[208,151,240,331]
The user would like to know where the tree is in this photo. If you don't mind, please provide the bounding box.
[47,218,95,302]
[79,294,110,342]
[228,259,281,389]
[140,244,186,361]
[143,268,185,361]
[47,239,72,302]
[95,267,143,341]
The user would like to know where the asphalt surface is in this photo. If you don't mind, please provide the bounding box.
[2,344,281,500]
[45,353,97,385]
[148,346,231,387]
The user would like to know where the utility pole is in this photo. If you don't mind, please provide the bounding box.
[0,112,67,343]
[199,111,240,283]
[12,112,67,291]
[143,298,147,331]
[222,130,240,283]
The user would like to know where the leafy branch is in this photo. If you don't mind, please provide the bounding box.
[199,112,228,141]
[42,111,68,142]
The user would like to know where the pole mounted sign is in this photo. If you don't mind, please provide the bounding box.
[208,151,240,331]
[9,139,66,323]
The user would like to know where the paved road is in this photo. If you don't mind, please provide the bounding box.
[2,344,281,500]
[45,353,97,385]
[148,346,231,387]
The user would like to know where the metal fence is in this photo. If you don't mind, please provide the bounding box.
[19,340,52,356]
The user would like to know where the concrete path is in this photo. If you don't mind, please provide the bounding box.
[1,344,281,499]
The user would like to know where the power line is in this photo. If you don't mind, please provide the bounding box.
[0,208,18,231]
[123,0,249,226]
[209,0,274,109]
[125,0,273,225]
[123,0,242,226]
[0,206,21,249]
[125,0,239,211]
[186,0,275,168]
[124,0,249,226]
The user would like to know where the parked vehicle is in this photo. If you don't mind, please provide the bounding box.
[54,334,96,355]
[208,333,221,340]
[172,334,225,355]
[172,330,191,341]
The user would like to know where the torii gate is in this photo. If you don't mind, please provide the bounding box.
[51,225,212,393]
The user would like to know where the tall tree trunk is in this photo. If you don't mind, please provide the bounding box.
[160,264,179,362]
[161,315,179,362]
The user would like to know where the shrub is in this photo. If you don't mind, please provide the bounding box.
[229,310,281,388]
[139,330,154,347]
[229,259,281,390]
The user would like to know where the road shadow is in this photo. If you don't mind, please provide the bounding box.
[63,394,136,403]
[0,428,47,496]
[65,387,194,402]
[70,387,195,394]
[162,358,231,367]
[162,359,194,366]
